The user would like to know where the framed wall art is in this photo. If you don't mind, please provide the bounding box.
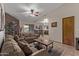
[51,22,57,27]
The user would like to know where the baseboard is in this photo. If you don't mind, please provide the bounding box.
[53,40,62,44]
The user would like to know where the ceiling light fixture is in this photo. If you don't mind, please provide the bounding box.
[27,9,40,17]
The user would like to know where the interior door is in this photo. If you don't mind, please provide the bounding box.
[62,16,74,46]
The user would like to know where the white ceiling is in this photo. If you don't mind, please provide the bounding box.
[4,3,63,23]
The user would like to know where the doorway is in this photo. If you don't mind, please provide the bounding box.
[62,16,74,46]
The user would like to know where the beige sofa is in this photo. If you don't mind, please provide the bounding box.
[20,33,40,43]
[21,33,40,38]
[0,35,48,56]
[1,35,25,56]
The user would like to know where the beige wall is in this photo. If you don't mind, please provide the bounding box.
[0,4,1,29]
[49,4,79,47]
[0,4,5,48]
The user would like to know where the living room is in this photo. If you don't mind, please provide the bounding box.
[1,3,79,56]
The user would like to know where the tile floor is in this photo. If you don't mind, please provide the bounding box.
[52,42,79,56]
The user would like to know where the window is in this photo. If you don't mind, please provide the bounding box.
[23,25,29,33]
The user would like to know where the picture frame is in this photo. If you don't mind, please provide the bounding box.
[51,22,57,27]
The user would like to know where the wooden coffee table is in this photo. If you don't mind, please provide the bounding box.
[34,38,53,50]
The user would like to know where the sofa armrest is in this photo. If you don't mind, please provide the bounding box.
[31,49,48,56]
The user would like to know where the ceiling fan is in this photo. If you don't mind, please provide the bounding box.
[28,9,40,16]
[16,9,40,17]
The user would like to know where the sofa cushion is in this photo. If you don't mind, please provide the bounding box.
[14,35,25,42]
[5,35,14,39]
[5,38,17,44]
[24,37,36,43]
[18,41,32,56]
[14,35,19,42]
